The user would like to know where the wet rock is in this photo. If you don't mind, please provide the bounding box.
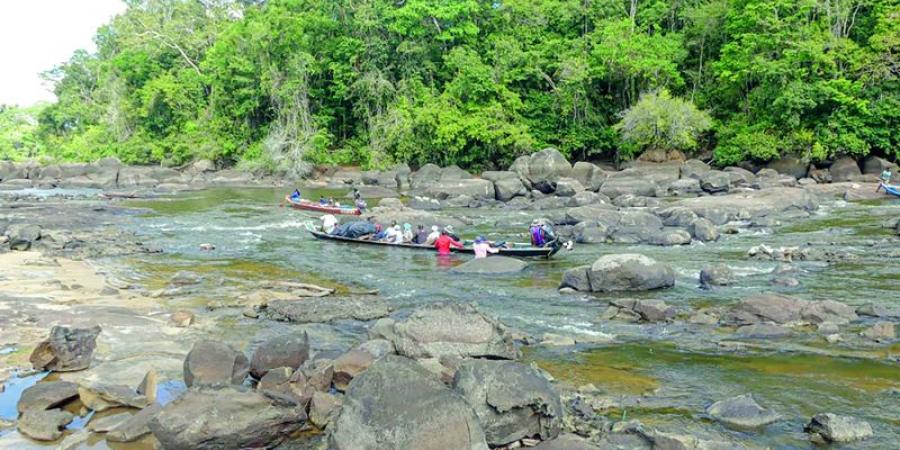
[861,322,895,341]
[856,303,900,319]
[88,411,132,433]
[170,310,194,327]
[150,387,305,449]
[451,256,528,274]
[805,413,873,443]
[541,333,576,346]
[17,409,74,441]
[330,355,489,450]
[77,384,150,412]
[309,391,342,429]
[333,349,376,391]
[800,300,858,324]
[532,433,601,450]
[723,294,808,325]
[700,170,731,193]
[770,276,800,287]
[699,264,733,289]
[736,323,792,339]
[690,218,719,242]
[560,266,592,291]
[17,381,79,413]
[409,196,442,211]
[633,300,675,322]
[388,303,519,360]
[106,402,164,442]
[250,332,310,379]
[829,157,862,182]
[706,394,780,429]
[453,359,562,446]
[587,254,675,292]
[266,296,392,323]
[183,340,250,387]
[29,325,101,372]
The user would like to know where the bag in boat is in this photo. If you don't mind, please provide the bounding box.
[333,221,376,238]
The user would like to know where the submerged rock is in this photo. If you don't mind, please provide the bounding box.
[450,256,528,274]
[805,413,873,443]
[183,340,250,387]
[149,388,306,449]
[586,254,674,292]
[29,325,101,372]
[330,355,489,450]
[706,394,780,429]
[453,359,563,446]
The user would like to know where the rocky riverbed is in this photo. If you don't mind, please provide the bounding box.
[0,153,898,449]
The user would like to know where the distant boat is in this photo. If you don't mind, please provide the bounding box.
[308,230,563,259]
[285,196,361,215]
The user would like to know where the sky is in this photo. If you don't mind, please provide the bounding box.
[0,0,127,107]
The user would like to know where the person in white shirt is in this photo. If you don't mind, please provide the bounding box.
[425,225,441,245]
[321,214,338,234]
[384,225,403,244]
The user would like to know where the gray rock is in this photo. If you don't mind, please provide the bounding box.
[29,325,101,372]
[333,349,376,391]
[330,355,489,450]
[657,207,700,227]
[481,170,520,182]
[533,433,601,450]
[856,303,900,319]
[599,175,657,198]
[16,381,79,414]
[691,218,719,242]
[805,413,873,443]
[495,177,528,201]
[700,170,731,193]
[587,254,675,292]
[409,196,442,211]
[77,384,150,412]
[829,157,862,182]
[706,394,780,429]
[107,403,164,442]
[388,303,519,360]
[861,322,895,341]
[555,178,585,197]
[450,256,528,274]
[736,323,793,339]
[17,409,74,441]
[568,191,603,207]
[723,166,757,187]
[666,178,702,197]
[309,391,342,429]
[699,264,733,288]
[572,162,607,191]
[410,164,443,189]
[183,340,250,387]
[0,161,28,181]
[250,332,310,379]
[421,179,495,200]
[88,412,132,433]
[440,165,473,180]
[633,300,675,322]
[513,148,573,187]
[356,339,395,359]
[766,156,808,179]
[560,266,592,291]
[6,224,42,251]
[149,388,305,449]
[724,294,809,325]
[266,296,391,323]
[800,300,858,325]
[680,159,710,179]
[453,360,562,446]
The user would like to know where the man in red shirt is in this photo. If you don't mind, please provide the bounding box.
[434,229,463,255]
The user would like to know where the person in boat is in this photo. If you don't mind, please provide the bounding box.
[413,224,429,244]
[290,189,302,201]
[443,225,460,241]
[318,196,328,205]
[321,214,338,234]
[425,225,441,245]
[530,219,560,249]
[353,188,362,202]
[355,198,367,212]
[473,236,499,259]
[384,224,404,244]
[371,223,387,241]
[402,223,414,243]
[327,197,336,206]
[434,229,464,255]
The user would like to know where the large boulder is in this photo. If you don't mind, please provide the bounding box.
[680,159,710,179]
[599,173,657,199]
[690,218,719,242]
[17,381,79,413]
[149,387,307,450]
[512,148,573,188]
[724,166,757,187]
[29,326,101,372]
[699,264,734,289]
[494,177,528,201]
[450,256,528,275]
[723,294,809,325]
[571,162,607,191]
[453,360,562,446]
[410,164,443,189]
[330,355,489,450]
[117,167,160,188]
[699,170,731,193]
[805,413,873,444]
[362,170,400,189]
[0,161,28,181]
[766,156,809,179]
[183,340,250,387]
[333,349,377,391]
[250,332,310,379]
[829,157,862,182]
[554,178,585,197]
[440,165,474,180]
[421,179,495,200]
[387,303,519,360]
[706,394,780,429]
[106,402,163,443]
[560,266,591,291]
[587,254,675,292]
[666,178,702,197]
[6,223,42,251]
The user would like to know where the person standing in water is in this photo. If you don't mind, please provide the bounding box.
[473,236,499,259]
[434,229,463,255]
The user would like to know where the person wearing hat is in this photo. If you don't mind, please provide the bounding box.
[402,223,414,243]
[434,228,464,256]
[443,225,460,241]
[412,224,429,244]
[473,235,499,259]
[425,225,441,245]
[385,224,404,244]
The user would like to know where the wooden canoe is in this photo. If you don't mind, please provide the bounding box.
[285,196,361,215]
[309,230,562,259]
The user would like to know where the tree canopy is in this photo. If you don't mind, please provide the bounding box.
[3,0,896,171]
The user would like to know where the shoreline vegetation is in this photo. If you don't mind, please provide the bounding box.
[1,0,898,175]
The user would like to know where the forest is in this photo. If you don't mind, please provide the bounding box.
[2,0,897,176]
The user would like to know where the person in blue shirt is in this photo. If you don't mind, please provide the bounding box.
[290,189,301,201]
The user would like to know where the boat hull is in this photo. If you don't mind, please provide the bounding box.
[309,230,560,259]
[285,196,361,215]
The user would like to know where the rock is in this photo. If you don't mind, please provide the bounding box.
[861,322,895,341]
[690,218,719,242]
[333,349,376,391]
[666,178,702,197]
[257,367,295,394]
[724,294,808,325]
[736,323,793,339]
[409,196,442,211]
[138,369,158,403]
[770,276,800,287]
[700,170,731,193]
[356,339,395,359]
[533,433,602,450]
[5,224,42,251]
[572,162,607,191]
[766,156,808,179]
[187,159,216,174]
[77,384,150,412]
[183,340,250,387]
[170,310,194,327]
[856,303,900,319]
[805,413,873,443]
[513,148,573,188]
[330,355,489,450]
[450,256,528,274]
[495,177,528,201]
[680,159,710,179]
[862,156,898,181]
[706,394,780,429]
[699,264,733,288]
[568,191,603,207]
[633,300,675,322]
[56,429,90,450]
[107,402,163,442]
[409,164,443,189]
[599,175,657,198]
[150,386,306,449]
[87,412,132,433]
[421,179,496,200]
[0,161,28,181]
[560,266,592,291]
[388,303,518,360]
[17,409,74,441]
[29,325,101,372]
[377,197,404,209]
[452,359,562,446]
[17,381,79,413]
[587,254,675,292]
[439,194,475,208]
[554,178,585,197]
[800,300,858,324]
[541,333,576,347]
[656,207,700,227]
[723,166,758,187]
[266,296,392,323]
[829,157,862,182]
[689,311,719,325]
[310,391,342,429]
[250,332,310,379]
[825,333,843,344]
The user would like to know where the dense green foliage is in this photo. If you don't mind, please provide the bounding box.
[616,89,712,158]
[20,0,900,170]
[0,104,47,161]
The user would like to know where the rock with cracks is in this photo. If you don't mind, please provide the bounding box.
[29,325,101,372]
[250,332,310,379]
[183,340,250,387]
[586,254,674,292]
